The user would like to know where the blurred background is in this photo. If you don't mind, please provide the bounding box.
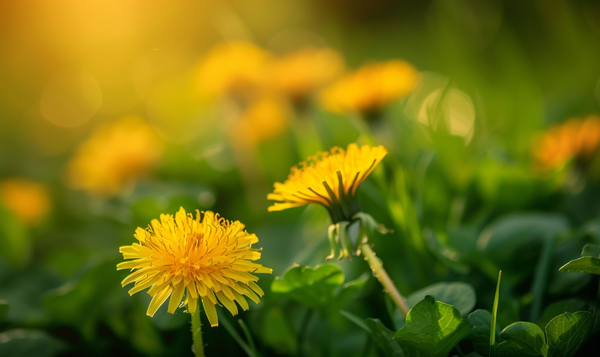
[2,0,600,356]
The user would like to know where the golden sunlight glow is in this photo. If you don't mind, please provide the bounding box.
[117,207,272,326]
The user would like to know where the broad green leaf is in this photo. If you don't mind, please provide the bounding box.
[365,319,404,357]
[558,257,600,275]
[393,295,472,357]
[271,264,344,315]
[0,329,65,357]
[494,322,547,356]
[581,244,600,257]
[467,309,502,357]
[477,214,568,278]
[407,282,476,317]
[545,311,594,357]
[332,273,369,312]
[0,300,8,321]
[537,299,587,329]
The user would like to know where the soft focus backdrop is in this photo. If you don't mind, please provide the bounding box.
[2,1,600,356]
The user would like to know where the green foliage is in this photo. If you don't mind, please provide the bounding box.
[468,309,502,357]
[271,264,367,317]
[366,319,404,357]
[0,300,7,321]
[545,311,594,357]
[393,296,472,357]
[494,322,547,356]
[0,330,65,357]
[559,244,600,275]
[406,282,476,317]
[0,207,30,267]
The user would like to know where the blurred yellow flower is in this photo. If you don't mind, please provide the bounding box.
[533,115,600,172]
[0,178,51,225]
[268,143,387,223]
[271,47,345,105]
[195,41,271,101]
[320,60,419,116]
[233,96,288,147]
[117,207,271,326]
[66,116,163,197]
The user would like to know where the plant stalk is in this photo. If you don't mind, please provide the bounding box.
[360,243,410,317]
[191,307,205,357]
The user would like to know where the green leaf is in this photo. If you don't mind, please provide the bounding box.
[558,256,600,275]
[0,329,65,357]
[0,300,8,321]
[478,214,568,278]
[365,319,404,357]
[271,264,344,315]
[468,309,501,357]
[393,295,472,357]
[537,299,588,329]
[545,311,594,357]
[494,322,547,356]
[581,243,600,257]
[407,282,476,317]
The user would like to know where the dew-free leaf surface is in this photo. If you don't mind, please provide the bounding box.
[468,309,502,356]
[494,322,546,356]
[393,295,472,357]
[545,311,594,357]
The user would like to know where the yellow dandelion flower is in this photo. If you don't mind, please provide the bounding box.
[271,47,345,105]
[0,178,51,225]
[320,60,419,117]
[233,96,288,147]
[195,41,271,101]
[66,116,163,197]
[268,143,387,223]
[117,207,272,327]
[533,115,600,172]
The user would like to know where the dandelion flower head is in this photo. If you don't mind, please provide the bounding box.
[118,207,272,327]
[66,116,163,197]
[271,47,345,102]
[233,96,288,147]
[268,143,387,223]
[0,178,51,225]
[320,60,418,116]
[533,115,600,172]
[195,41,271,101]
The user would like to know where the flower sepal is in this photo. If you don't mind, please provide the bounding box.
[325,213,391,261]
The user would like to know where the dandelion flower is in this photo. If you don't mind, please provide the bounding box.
[320,60,418,118]
[533,115,600,172]
[195,41,271,101]
[271,47,345,108]
[233,96,289,147]
[66,116,163,197]
[0,178,50,225]
[117,207,272,327]
[267,143,387,223]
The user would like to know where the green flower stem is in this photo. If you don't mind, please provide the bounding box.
[191,307,205,357]
[360,243,410,317]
